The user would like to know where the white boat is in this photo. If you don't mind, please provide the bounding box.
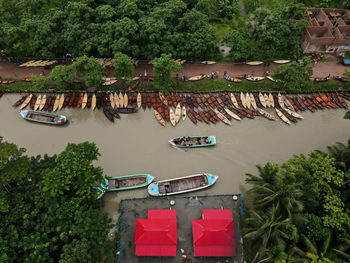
[259,92,267,108]
[230,93,238,108]
[224,108,241,121]
[273,60,290,64]
[148,173,218,196]
[182,106,186,121]
[283,107,304,119]
[275,108,291,125]
[250,93,257,109]
[214,109,232,125]
[258,108,276,121]
[240,92,246,108]
[278,93,284,108]
[245,93,251,109]
[246,76,265,81]
[175,103,181,123]
[246,61,263,66]
[269,93,274,108]
[264,93,270,108]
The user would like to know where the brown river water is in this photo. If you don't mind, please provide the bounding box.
[1,94,350,223]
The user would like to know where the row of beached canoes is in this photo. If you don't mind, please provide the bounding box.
[94,172,219,199]
[12,91,349,126]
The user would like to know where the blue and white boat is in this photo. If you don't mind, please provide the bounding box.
[20,110,67,125]
[148,173,218,197]
[101,174,154,191]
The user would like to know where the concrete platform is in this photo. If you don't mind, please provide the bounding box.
[117,194,244,263]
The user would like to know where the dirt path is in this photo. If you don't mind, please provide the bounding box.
[0,60,348,80]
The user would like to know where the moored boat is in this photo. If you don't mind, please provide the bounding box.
[257,108,276,121]
[246,76,265,81]
[20,94,33,109]
[224,108,241,121]
[20,110,67,125]
[182,105,187,121]
[230,93,239,108]
[175,103,181,123]
[92,186,105,199]
[103,108,114,122]
[275,108,291,125]
[101,174,154,191]
[273,60,290,64]
[246,61,263,66]
[259,92,267,108]
[169,136,216,148]
[137,92,142,108]
[116,107,138,113]
[170,108,176,126]
[148,173,218,196]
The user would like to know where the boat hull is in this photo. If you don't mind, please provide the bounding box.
[20,110,67,125]
[169,136,216,148]
[101,174,154,191]
[148,173,218,197]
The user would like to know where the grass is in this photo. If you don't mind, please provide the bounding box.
[2,78,350,94]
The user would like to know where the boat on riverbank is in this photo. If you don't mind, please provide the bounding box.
[148,173,218,196]
[169,136,216,148]
[20,110,67,125]
[116,107,138,113]
[101,174,154,191]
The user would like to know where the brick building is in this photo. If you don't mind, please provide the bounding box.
[301,8,350,53]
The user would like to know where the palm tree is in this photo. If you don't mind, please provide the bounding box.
[244,203,297,262]
[246,163,304,218]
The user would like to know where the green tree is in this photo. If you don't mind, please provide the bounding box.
[153,53,182,91]
[0,136,30,212]
[50,65,74,89]
[114,52,134,84]
[224,28,254,62]
[73,55,105,88]
[273,59,313,92]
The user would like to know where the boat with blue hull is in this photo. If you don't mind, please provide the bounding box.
[148,173,218,197]
[101,174,154,191]
[20,110,67,125]
[169,136,216,148]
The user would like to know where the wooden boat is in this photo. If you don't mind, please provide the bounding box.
[103,108,114,122]
[246,61,263,66]
[108,93,114,109]
[108,108,120,119]
[116,107,138,113]
[118,92,124,108]
[319,93,336,109]
[268,93,274,108]
[39,95,46,110]
[278,93,284,108]
[240,92,246,108]
[283,107,304,119]
[101,174,154,191]
[275,108,291,125]
[81,93,87,109]
[259,92,267,108]
[266,76,276,82]
[214,109,231,125]
[169,136,216,148]
[283,96,294,111]
[230,93,239,108]
[29,94,36,109]
[273,60,290,64]
[264,93,270,108]
[53,95,60,112]
[246,76,265,81]
[13,95,27,107]
[245,93,251,109]
[175,103,181,123]
[148,173,218,196]
[123,93,128,107]
[33,94,41,111]
[155,110,166,126]
[159,91,168,106]
[112,93,118,108]
[182,106,186,121]
[20,110,67,125]
[250,93,257,109]
[20,94,32,109]
[225,108,241,121]
[91,186,105,200]
[257,108,276,121]
[169,108,176,126]
[227,77,242,82]
[201,61,216,64]
[91,94,97,110]
[189,75,204,81]
[187,110,197,124]
[137,92,142,108]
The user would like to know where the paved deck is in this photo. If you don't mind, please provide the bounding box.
[117,194,244,263]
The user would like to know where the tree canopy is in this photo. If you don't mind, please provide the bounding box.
[114,52,134,84]
[49,65,74,89]
[73,56,105,88]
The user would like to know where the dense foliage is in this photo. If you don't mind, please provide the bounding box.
[49,65,75,89]
[0,138,113,262]
[0,0,217,60]
[73,56,105,88]
[244,139,350,262]
[153,54,183,91]
[114,52,134,84]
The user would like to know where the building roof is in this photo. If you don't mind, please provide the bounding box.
[135,210,177,256]
[193,210,236,257]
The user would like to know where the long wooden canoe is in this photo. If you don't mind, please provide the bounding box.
[58,94,64,110]
[275,108,291,125]
[148,173,218,196]
[109,93,115,109]
[155,110,166,126]
[240,92,246,108]
[175,103,181,123]
[20,94,32,110]
[137,92,142,108]
[123,93,128,108]
[53,95,60,112]
[250,93,257,109]
[169,136,216,148]
[101,174,154,191]
[246,61,263,66]
[283,107,304,119]
[273,60,290,64]
[82,93,88,109]
[259,92,267,108]
[201,61,216,64]
[258,108,276,121]
[230,93,239,108]
[92,94,96,110]
[170,108,176,126]
[189,75,204,81]
[245,93,251,109]
[114,93,119,108]
[264,93,270,108]
[246,76,265,81]
[119,92,124,108]
[34,95,41,111]
[269,93,274,108]
[224,108,241,121]
[278,93,284,108]
[182,106,186,121]
[214,109,231,125]
[39,94,46,111]
[159,91,168,106]
[20,110,67,125]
